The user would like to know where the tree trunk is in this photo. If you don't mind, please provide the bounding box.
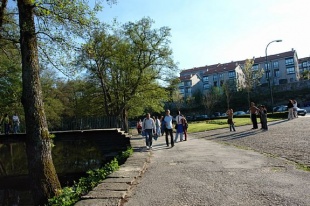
[17,0,61,205]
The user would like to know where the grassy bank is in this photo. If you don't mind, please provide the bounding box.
[187,115,283,133]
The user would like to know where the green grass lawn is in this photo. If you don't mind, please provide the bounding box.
[187,116,282,133]
[129,114,285,135]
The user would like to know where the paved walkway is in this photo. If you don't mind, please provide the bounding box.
[76,115,310,206]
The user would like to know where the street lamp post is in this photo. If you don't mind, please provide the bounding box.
[265,39,282,113]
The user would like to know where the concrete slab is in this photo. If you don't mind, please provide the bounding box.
[107,170,140,178]
[101,177,135,184]
[118,165,144,172]
[94,183,131,191]
[82,190,126,199]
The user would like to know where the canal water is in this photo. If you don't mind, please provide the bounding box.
[0,135,116,205]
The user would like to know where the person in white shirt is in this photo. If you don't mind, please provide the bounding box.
[12,113,20,134]
[155,116,161,139]
[142,113,156,149]
[293,99,298,118]
[174,110,184,142]
[164,110,174,147]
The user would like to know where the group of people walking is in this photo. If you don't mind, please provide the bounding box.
[0,112,20,135]
[137,110,188,149]
[137,99,301,148]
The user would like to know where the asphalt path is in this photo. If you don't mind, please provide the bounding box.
[123,115,310,206]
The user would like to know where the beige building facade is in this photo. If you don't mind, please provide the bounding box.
[178,49,301,96]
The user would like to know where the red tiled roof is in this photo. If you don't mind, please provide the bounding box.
[252,50,295,64]
[299,56,310,62]
[179,75,193,81]
[202,62,239,75]
[180,50,296,76]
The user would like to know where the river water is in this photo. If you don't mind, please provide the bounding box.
[0,135,115,205]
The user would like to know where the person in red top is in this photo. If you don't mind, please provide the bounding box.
[174,111,184,142]
[181,115,188,141]
[136,119,142,134]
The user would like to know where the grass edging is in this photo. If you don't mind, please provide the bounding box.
[48,147,134,206]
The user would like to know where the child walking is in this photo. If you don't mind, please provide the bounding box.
[226,109,236,132]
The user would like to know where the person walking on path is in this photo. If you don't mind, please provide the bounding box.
[142,113,156,149]
[259,105,268,130]
[164,110,174,147]
[182,115,188,141]
[160,116,166,136]
[249,102,259,129]
[226,108,236,132]
[136,119,142,134]
[12,112,20,134]
[154,116,161,140]
[287,99,294,120]
[174,111,184,143]
[2,113,10,135]
[293,99,298,118]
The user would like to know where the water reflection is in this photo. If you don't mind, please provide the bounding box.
[0,136,111,205]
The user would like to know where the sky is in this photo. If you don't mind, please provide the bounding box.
[98,0,310,71]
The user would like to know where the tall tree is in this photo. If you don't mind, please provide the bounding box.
[240,59,264,107]
[0,0,115,204]
[202,86,221,116]
[80,18,177,130]
[0,39,23,112]
[222,80,236,110]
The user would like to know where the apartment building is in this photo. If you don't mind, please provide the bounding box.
[251,49,299,86]
[179,73,203,98]
[178,49,300,96]
[298,56,310,74]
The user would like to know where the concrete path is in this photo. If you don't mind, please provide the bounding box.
[123,116,310,206]
[76,115,310,206]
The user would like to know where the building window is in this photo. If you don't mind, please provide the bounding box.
[186,88,191,94]
[228,71,235,78]
[303,62,308,67]
[203,76,209,82]
[220,80,224,86]
[213,81,217,87]
[265,71,270,79]
[178,82,184,87]
[274,70,280,77]
[179,88,184,93]
[219,73,224,79]
[273,61,279,68]
[264,63,271,70]
[252,64,259,70]
[285,58,294,65]
[286,67,295,74]
[185,81,192,86]
[203,84,210,89]
[213,75,218,81]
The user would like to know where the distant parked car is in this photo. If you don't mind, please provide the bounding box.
[233,111,246,116]
[195,114,209,120]
[221,113,227,117]
[211,112,221,118]
[275,105,288,112]
[297,107,307,116]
